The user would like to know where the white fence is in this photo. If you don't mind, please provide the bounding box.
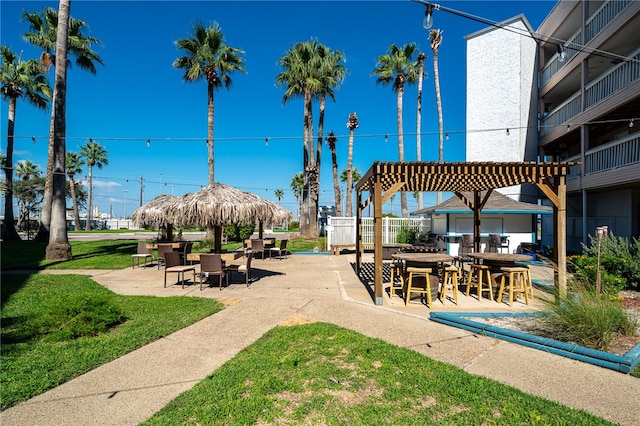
[326,216,430,249]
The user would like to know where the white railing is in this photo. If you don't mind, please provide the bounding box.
[585,0,633,43]
[327,216,430,249]
[585,48,640,108]
[585,133,640,174]
[542,29,581,85]
[560,132,639,181]
[540,92,582,136]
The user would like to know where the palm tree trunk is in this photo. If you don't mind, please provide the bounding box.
[3,97,21,240]
[46,0,72,260]
[207,81,215,185]
[397,88,408,218]
[433,49,444,205]
[85,165,93,230]
[346,129,354,217]
[331,146,341,217]
[416,53,425,210]
[34,93,56,242]
[300,90,311,237]
[69,175,81,231]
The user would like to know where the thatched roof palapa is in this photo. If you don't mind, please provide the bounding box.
[165,183,293,228]
[131,194,178,226]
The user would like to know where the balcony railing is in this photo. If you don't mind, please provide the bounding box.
[541,47,640,136]
[584,49,640,108]
[585,0,633,43]
[564,133,640,181]
[540,0,633,85]
[542,29,581,85]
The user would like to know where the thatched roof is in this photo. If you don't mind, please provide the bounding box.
[164,183,293,227]
[131,194,178,225]
[410,190,553,216]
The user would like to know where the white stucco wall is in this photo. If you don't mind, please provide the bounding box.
[465,16,539,200]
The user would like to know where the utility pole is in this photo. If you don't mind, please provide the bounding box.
[139,175,144,207]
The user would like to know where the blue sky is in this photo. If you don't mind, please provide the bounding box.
[1,0,555,218]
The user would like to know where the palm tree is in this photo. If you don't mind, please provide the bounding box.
[290,172,304,221]
[372,43,420,218]
[22,5,103,243]
[416,51,426,210]
[274,189,284,205]
[430,29,444,205]
[345,113,359,217]
[325,130,341,217]
[314,47,347,223]
[15,160,41,230]
[46,0,73,260]
[1,46,51,241]
[340,167,361,217]
[65,151,84,231]
[276,39,324,238]
[173,21,246,186]
[80,139,108,231]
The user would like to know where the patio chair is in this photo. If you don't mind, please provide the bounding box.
[250,239,265,259]
[131,242,153,269]
[488,234,509,253]
[179,242,193,265]
[454,234,474,280]
[226,251,253,287]
[157,244,175,269]
[163,251,197,288]
[269,239,288,259]
[198,253,226,290]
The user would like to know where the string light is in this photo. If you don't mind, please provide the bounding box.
[146,139,151,147]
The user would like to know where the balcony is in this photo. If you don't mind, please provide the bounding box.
[566,132,640,183]
[540,0,634,85]
[541,47,640,136]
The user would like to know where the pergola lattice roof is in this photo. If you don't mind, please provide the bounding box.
[356,161,577,194]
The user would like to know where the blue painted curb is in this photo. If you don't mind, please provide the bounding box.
[430,312,640,374]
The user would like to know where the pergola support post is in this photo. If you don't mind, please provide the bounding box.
[373,175,383,306]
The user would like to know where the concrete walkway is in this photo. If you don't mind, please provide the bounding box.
[2,253,638,426]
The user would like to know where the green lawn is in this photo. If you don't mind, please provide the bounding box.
[143,322,614,425]
[0,274,224,410]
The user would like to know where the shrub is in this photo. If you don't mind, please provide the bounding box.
[568,254,626,294]
[580,233,640,291]
[288,221,299,231]
[223,223,255,242]
[395,223,420,245]
[541,285,637,351]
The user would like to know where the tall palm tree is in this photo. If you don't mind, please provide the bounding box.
[276,39,324,238]
[340,167,362,216]
[290,172,304,222]
[80,139,108,231]
[46,0,73,261]
[372,43,420,218]
[1,46,51,241]
[416,51,426,210]
[345,112,359,217]
[22,5,103,243]
[430,29,444,205]
[314,47,347,222]
[65,151,84,231]
[173,21,246,186]
[325,130,341,217]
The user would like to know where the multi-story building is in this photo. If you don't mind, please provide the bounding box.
[466,0,640,253]
[538,0,639,252]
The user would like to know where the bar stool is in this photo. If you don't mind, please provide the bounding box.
[523,265,534,299]
[405,267,434,308]
[497,267,530,306]
[466,264,493,301]
[440,265,459,305]
[388,260,405,300]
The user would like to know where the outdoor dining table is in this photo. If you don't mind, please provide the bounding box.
[391,253,454,278]
[186,251,243,264]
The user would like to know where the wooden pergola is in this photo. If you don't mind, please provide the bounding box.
[354,161,577,306]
